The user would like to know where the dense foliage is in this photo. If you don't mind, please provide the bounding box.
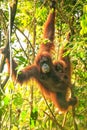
[0,0,87,130]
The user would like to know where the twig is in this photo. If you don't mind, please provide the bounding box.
[1,10,35,56]
[15,31,29,59]
[43,96,64,130]
[14,25,34,53]
[72,107,78,130]
[69,0,80,15]
[78,107,87,115]
[1,76,9,89]
[0,0,18,72]
[62,112,67,127]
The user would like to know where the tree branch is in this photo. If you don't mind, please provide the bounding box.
[0,0,18,88]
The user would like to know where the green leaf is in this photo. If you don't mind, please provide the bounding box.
[3,96,10,106]
[20,110,27,120]
[83,5,87,13]
[13,93,23,106]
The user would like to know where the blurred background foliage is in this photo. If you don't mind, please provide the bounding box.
[0,0,87,130]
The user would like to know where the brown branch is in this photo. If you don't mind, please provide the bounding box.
[10,0,18,30]
[78,107,87,115]
[43,96,65,130]
[15,31,29,59]
[57,3,76,35]
[69,0,81,15]
[1,76,9,89]
[0,0,18,88]
[57,6,69,24]
[1,9,34,54]
[14,25,34,53]
[62,113,67,127]
[43,110,59,125]
[72,107,78,130]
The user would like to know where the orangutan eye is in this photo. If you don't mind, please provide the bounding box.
[40,57,49,65]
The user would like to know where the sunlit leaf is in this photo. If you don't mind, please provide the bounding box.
[20,110,27,120]
[13,93,23,106]
[2,96,10,106]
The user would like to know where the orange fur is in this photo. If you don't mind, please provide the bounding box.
[3,1,77,113]
[39,9,55,54]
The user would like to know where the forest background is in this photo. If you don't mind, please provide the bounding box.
[0,0,87,130]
